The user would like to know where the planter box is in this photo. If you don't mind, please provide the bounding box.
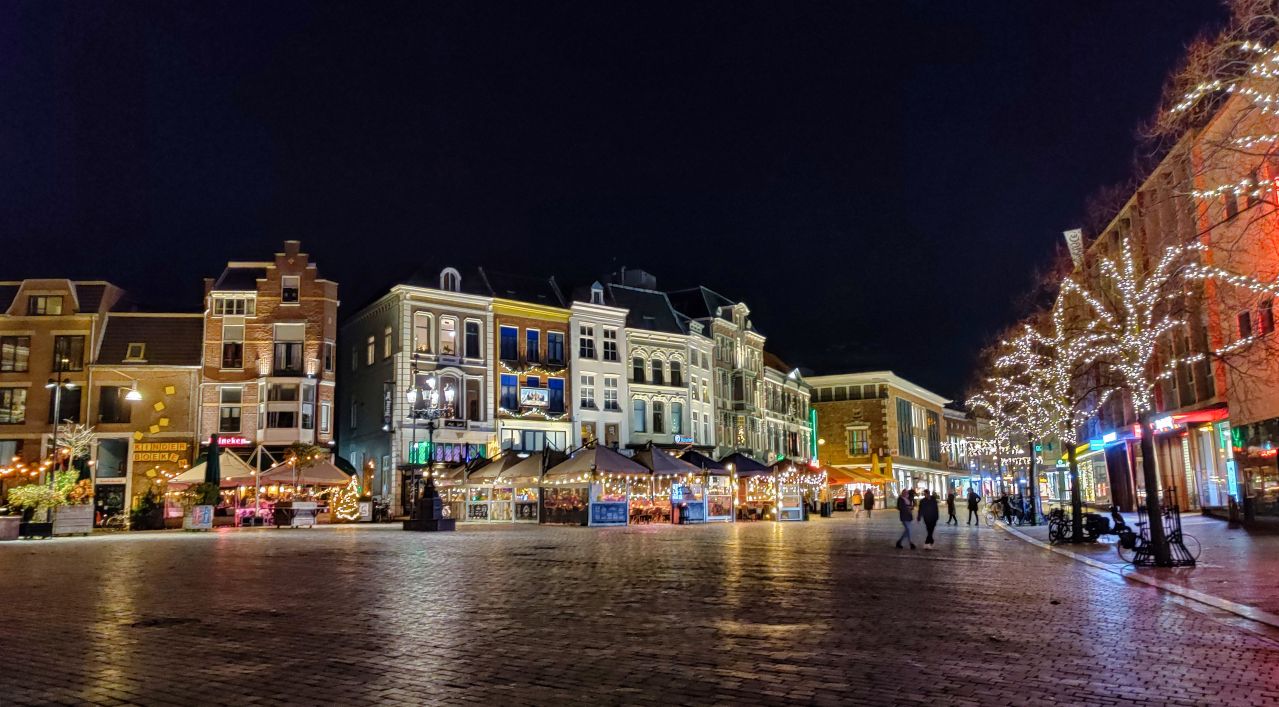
[0,516,20,541]
[183,505,213,531]
[53,505,94,536]
[19,521,52,538]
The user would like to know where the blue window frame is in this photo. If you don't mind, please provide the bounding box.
[548,378,564,414]
[526,329,540,363]
[547,332,565,365]
[500,326,519,361]
[500,374,518,410]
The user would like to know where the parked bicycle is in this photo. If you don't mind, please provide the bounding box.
[1116,504,1200,566]
[99,512,130,531]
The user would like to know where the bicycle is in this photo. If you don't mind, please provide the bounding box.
[1117,508,1200,566]
[100,512,130,531]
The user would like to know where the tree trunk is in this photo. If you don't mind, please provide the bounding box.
[1026,440,1038,525]
[1068,441,1083,542]
[1137,410,1172,566]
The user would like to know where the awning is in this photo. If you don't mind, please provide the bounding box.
[676,449,729,473]
[719,452,770,477]
[259,460,351,486]
[545,444,649,481]
[634,445,702,477]
[469,452,544,485]
[168,450,258,488]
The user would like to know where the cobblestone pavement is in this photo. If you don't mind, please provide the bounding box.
[1018,512,1279,618]
[3,514,1279,706]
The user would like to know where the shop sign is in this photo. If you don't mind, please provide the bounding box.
[1089,439,1105,451]
[1102,431,1118,444]
[673,435,694,444]
[133,441,191,464]
[1153,416,1175,432]
[590,502,627,525]
[519,387,549,408]
[215,435,253,447]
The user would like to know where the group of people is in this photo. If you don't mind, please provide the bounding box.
[890,486,985,550]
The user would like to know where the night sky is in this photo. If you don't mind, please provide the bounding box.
[1,1,1228,399]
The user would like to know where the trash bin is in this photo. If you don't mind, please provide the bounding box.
[676,503,689,525]
[820,502,832,518]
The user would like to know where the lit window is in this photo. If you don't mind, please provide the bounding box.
[440,317,457,356]
[282,276,300,303]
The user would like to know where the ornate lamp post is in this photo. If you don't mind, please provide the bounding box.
[406,367,455,514]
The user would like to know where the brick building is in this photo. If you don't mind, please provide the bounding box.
[200,241,338,459]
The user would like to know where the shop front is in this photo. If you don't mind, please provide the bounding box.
[543,443,650,527]
[465,452,542,523]
[677,450,734,522]
[635,445,707,523]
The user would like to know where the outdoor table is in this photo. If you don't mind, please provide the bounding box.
[273,501,318,528]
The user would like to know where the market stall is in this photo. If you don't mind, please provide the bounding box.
[679,450,734,522]
[768,461,810,522]
[543,444,650,526]
[635,445,706,524]
[257,459,352,526]
[465,452,542,523]
[722,453,773,521]
[168,450,261,526]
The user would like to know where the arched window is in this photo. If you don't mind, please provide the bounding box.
[590,282,604,305]
[669,359,683,387]
[632,399,647,433]
[439,374,462,419]
[440,267,461,292]
[413,312,432,354]
[632,355,645,383]
[650,359,664,386]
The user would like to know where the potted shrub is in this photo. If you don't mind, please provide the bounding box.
[52,472,94,536]
[181,482,219,531]
[130,484,166,531]
[7,479,65,538]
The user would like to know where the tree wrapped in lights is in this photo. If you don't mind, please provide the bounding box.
[333,475,361,522]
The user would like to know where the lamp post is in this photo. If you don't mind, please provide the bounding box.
[406,366,455,516]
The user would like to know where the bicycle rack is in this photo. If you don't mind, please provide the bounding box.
[1132,499,1197,568]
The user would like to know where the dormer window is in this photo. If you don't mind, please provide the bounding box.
[281,276,300,303]
[28,295,63,316]
[124,343,147,362]
[441,268,462,292]
[590,282,604,305]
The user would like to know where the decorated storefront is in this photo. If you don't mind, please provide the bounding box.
[723,453,773,520]
[543,444,650,526]
[465,452,542,523]
[635,445,706,523]
[678,450,734,522]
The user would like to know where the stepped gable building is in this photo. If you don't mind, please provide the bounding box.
[199,241,339,458]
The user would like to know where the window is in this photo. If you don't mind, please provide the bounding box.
[383,326,394,359]
[366,335,376,366]
[671,402,683,435]
[273,324,305,375]
[466,379,481,421]
[604,376,619,411]
[1225,193,1239,220]
[98,386,132,424]
[701,379,708,403]
[281,276,300,303]
[864,384,879,399]
[465,321,481,358]
[267,410,297,428]
[213,297,254,316]
[323,342,334,372]
[52,335,85,372]
[28,295,63,316]
[222,324,244,369]
[632,356,645,383]
[1248,170,1261,208]
[633,399,647,433]
[351,345,358,372]
[267,384,299,401]
[1,336,30,372]
[652,401,665,434]
[500,374,519,410]
[579,325,596,359]
[580,374,596,409]
[440,267,461,292]
[48,385,81,423]
[219,387,242,432]
[547,332,565,365]
[414,313,433,354]
[651,360,664,386]
[301,385,315,430]
[349,399,358,429]
[500,326,519,361]
[847,427,869,455]
[548,378,564,414]
[1238,311,1254,340]
[124,343,146,362]
[590,283,604,304]
[0,388,27,424]
[602,328,619,361]
[525,329,540,363]
[1261,300,1275,336]
[440,317,458,356]
[320,401,331,433]
[670,360,683,387]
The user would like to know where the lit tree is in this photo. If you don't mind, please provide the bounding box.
[333,476,361,522]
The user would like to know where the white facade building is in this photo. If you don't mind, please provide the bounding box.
[570,289,629,450]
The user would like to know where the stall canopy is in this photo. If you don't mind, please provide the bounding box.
[545,444,649,481]
[634,445,701,476]
[259,459,351,486]
[825,466,869,485]
[169,450,258,488]
[719,452,770,477]
[675,449,728,474]
[469,452,544,485]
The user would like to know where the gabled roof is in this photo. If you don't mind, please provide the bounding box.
[605,284,685,334]
[98,314,204,366]
[211,266,267,292]
[666,286,736,320]
[763,350,790,372]
[475,268,565,307]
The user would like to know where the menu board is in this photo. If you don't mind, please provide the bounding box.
[590,502,628,525]
[515,502,538,521]
[467,503,489,520]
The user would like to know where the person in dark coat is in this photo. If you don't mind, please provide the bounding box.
[999,493,1014,524]
[863,489,875,517]
[966,487,982,525]
[895,491,916,550]
[945,489,958,525]
[918,489,940,548]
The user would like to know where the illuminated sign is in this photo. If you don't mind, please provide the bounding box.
[1089,439,1105,451]
[518,388,549,408]
[673,435,694,444]
[1153,416,1175,432]
[132,441,191,464]
[1101,431,1118,444]
[214,435,253,447]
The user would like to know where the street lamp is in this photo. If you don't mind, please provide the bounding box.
[405,367,455,514]
[44,376,75,521]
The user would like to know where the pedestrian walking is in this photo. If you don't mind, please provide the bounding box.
[966,487,981,525]
[945,489,958,525]
[919,489,940,548]
[863,489,875,518]
[1000,493,1014,524]
[895,491,916,550]
[851,490,863,518]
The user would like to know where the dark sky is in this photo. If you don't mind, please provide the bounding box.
[1,1,1228,398]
